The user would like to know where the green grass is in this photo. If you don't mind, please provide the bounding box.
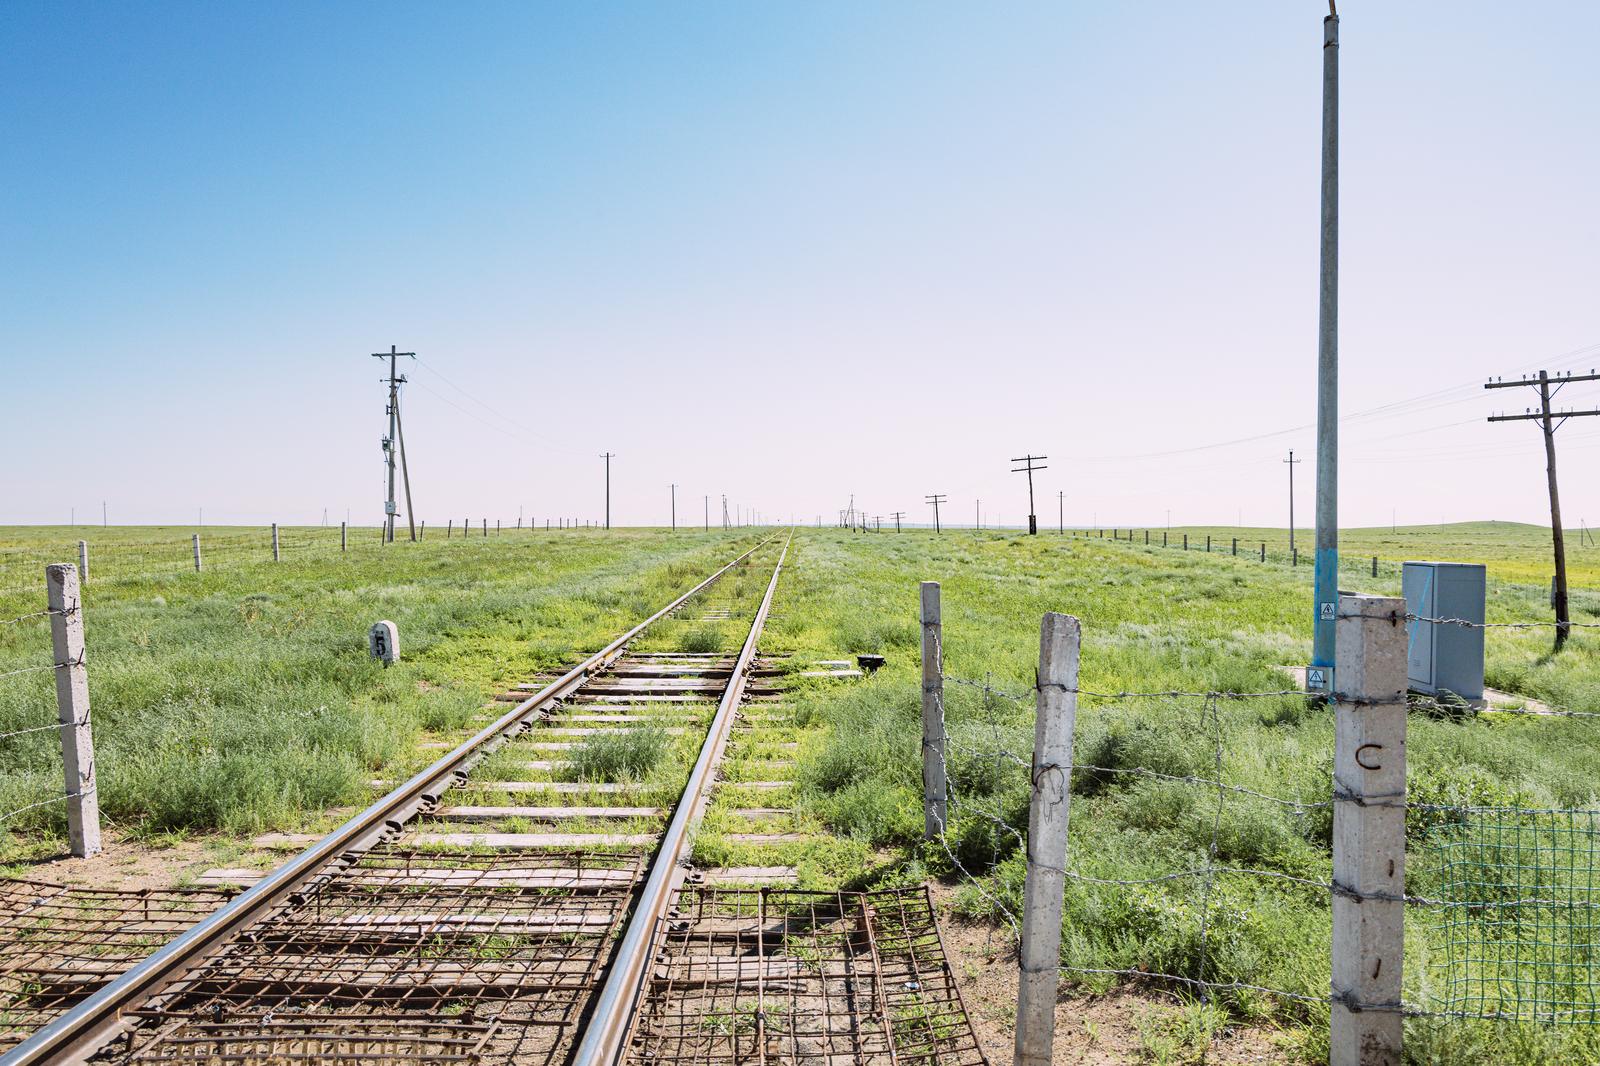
[567,727,670,782]
[0,525,760,856]
[757,527,1600,1064]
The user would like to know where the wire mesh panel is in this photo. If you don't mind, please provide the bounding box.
[1420,807,1600,1024]
[93,848,644,1066]
[0,880,236,1052]
[628,886,988,1066]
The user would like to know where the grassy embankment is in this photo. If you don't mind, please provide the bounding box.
[758,527,1599,1064]
[0,525,760,863]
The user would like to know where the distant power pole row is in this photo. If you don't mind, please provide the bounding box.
[1485,369,1600,648]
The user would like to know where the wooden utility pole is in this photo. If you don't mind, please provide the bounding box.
[1486,370,1600,649]
[1010,454,1048,535]
[925,494,947,534]
[1285,450,1302,554]
[891,511,906,533]
[670,484,677,532]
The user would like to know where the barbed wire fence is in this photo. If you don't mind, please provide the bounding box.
[0,564,99,856]
[916,582,1600,1065]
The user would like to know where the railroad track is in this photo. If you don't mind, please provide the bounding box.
[2,533,987,1066]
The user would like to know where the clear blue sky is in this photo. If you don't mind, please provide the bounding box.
[3,2,1597,529]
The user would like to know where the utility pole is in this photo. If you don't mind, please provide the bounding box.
[670,484,677,532]
[1011,454,1048,535]
[1285,450,1302,554]
[599,453,615,530]
[1486,369,1600,649]
[1058,491,1064,534]
[891,511,905,533]
[1309,4,1340,696]
[372,345,417,543]
[704,495,709,531]
[975,499,980,530]
[925,494,947,534]
[721,495,729,530]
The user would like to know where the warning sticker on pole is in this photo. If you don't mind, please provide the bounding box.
[1320,602,1335,620]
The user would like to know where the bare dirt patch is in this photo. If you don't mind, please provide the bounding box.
[931,883,1294,1065]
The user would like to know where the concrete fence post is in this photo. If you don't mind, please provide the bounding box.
[46,565,100,858]
[1145,530,1150,545]
[482,518,488,538]
[1372,555,1378,578]
[1232,537,1238,556]
[1260,542,1266,562]
[271,523,280,562]
[496,519,501,534]
[77,541,88,582]
[419,520,425,540]
[1014,612,1080,1066]
[1183,534,1188,551]
[1206,535,1212,552]
[192,534,202,572]
[920,581,946,840]
[1163,531,1168,547]
[1331,593,1407,1066]
[341,521,347,552]
[1293,547,1299,567]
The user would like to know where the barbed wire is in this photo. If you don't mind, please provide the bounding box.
[0,717,86,743]
[0,789,86,825]
[0,654,81,683]
[1406,612,1600,630]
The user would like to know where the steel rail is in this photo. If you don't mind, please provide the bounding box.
[1,536,775,1066]
[571,529,793,1066]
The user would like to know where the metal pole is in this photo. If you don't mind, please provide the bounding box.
[192,534,202,572]
[671,484,676,532]
[600,453,614,530]
[1014,612,1080,1066]
[46,564,100,858]
[1311,8,1340,693]
[920,582,945,840]
[1330,592,1406,1065]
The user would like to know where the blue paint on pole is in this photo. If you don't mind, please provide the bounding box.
[1312,546,1338,678]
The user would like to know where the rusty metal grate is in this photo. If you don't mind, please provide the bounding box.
[627,885,989,1066]
[95,848,645,1066]
[0,879,236,1052]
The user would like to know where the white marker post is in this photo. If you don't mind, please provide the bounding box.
[46,565,100,858]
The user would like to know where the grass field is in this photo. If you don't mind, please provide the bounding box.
[1,521,1596,1062]
[756,527,1600,1064]
[0,526,763,859]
